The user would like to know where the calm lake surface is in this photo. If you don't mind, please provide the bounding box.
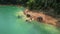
[0,6,60,34]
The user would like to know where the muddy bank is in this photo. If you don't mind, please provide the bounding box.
[24,9,60,27]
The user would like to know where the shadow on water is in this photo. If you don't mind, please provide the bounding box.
[0,6,60,34]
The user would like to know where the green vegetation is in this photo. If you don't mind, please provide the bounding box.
[25,0,60,18]
[0,0,60,17]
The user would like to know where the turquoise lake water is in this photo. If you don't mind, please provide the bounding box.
[0,6,60,34]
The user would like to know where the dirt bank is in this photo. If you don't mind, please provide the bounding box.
[24,9,60,27]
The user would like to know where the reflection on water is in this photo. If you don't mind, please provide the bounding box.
[0,6,60,34]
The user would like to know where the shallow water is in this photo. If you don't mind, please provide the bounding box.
[0,6,60,34]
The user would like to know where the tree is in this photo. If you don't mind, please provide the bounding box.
[22,0,60,18]
[0,0,60,15]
